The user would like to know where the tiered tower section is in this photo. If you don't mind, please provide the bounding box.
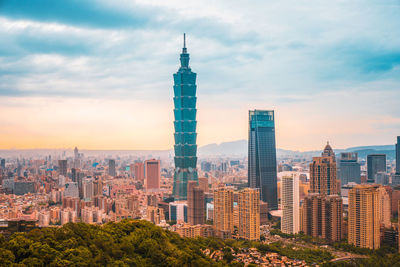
[173,34,198,200]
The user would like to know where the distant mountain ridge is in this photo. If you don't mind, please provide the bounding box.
[198,140,396,159]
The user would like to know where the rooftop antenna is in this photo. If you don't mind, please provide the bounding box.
[182,33,187,53]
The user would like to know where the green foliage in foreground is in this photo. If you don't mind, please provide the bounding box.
[325,245,400,267]
[0,220,220,267]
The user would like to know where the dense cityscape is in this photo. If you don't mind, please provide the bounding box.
[0,35,399,266]
[1,1,400,266]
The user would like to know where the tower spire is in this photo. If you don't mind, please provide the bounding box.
[182,33,187,54]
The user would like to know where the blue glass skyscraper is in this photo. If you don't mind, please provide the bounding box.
[248,110,278,210]
[172,34,198,200]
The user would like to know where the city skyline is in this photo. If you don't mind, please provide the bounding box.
[1,1,400,151]
[1,1,400,265]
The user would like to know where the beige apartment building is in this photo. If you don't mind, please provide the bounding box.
[238,188,260,240]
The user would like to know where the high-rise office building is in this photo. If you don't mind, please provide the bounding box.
[1,158,5,169]
[74,147,79,159]
[281,175,300,234]
[238,188,260,240]
[172,34,198,200]
[145,159,160,191]
[396,136,400,174]
[310,151,338,195]
[367,154,386,183]
[338,152,361,185]
[108,159,116,177]
[213,187,234,237]
[58,160,67,177]
[73,147,80,168]
[248,110,278,209]
[301,193,343,242]
[134,162,145,182]
[348,184,381,249]
[187,181,205,225]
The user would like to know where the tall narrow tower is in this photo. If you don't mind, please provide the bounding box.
[173,34,198,200]
[248,110,278,209]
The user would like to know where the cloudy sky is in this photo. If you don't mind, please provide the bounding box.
[0,0,399,151]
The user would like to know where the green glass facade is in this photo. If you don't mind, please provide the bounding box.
[173,35,198,200]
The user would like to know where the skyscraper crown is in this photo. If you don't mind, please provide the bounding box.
[180,33,190,69]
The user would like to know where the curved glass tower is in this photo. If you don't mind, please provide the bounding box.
[173,34,198,200]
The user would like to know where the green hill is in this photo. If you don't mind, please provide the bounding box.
[0,220,219,267]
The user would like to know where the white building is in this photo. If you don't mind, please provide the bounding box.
[281,174,300,234]
[169,201,187,223]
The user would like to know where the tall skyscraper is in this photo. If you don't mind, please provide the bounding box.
[281,175,300,234]
[348,184,381,249]
[338,152,361,185]
[58,160,67,177]
[238,188,260,240]
[145,159,160,191]
[108,159,116,177]
[367,154,386,183]
[396,136,400,174]
[73,146,80,168]
[301,193,343,242]
[187,181,205,225]
[213,187,234,237]
[172,34,198,200]
[74,146,79,159]
[310,151,338,195]
[248,110,278,209]
[134,162,145,182]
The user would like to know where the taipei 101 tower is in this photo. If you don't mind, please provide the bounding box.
[172,34,199,200]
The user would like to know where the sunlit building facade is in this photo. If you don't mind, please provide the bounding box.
[238,188,260,240]
[348,184,381,249]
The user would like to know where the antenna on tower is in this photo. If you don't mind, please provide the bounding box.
[183,33,186,49]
